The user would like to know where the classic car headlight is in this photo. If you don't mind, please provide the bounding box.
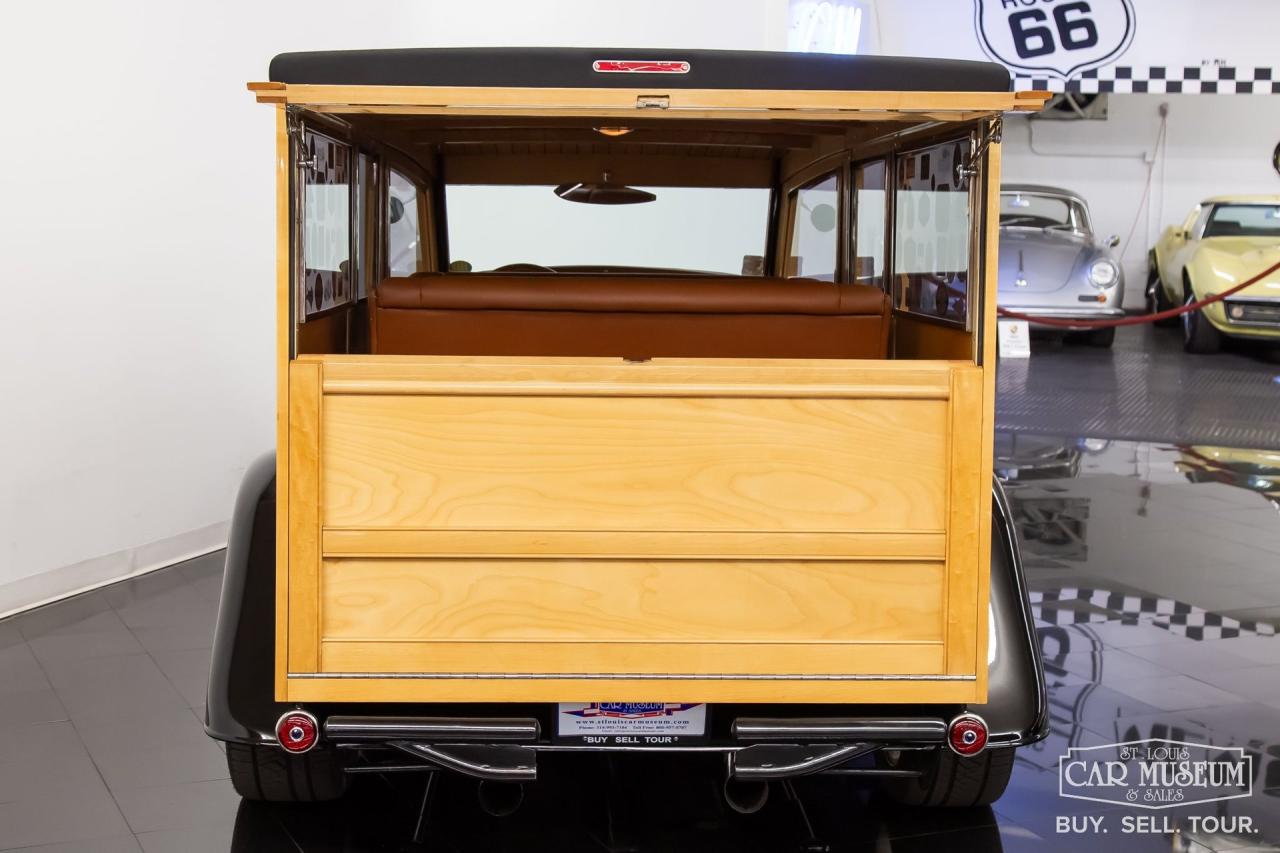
[1087,259,1119,289]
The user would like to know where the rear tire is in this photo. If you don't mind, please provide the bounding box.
[226,742,349,802]
[1086,327,1116,348]
[878,747,1015,807]
[1148,260,1178,327]
[1182,291,1222,355]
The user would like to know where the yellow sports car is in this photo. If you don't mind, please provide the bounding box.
[1148,195,1280,353]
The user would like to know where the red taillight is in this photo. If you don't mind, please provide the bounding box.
[276,711,319,754]
[947,714,988,757]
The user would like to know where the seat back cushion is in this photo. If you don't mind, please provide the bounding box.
[371,273,890,360]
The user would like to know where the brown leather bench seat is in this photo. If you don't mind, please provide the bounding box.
[371,273,890,360]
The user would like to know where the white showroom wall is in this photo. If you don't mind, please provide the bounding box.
[1002,96,1280,309]
[0,0,788,615]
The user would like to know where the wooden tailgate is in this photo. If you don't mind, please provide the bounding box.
[279,355,989,704]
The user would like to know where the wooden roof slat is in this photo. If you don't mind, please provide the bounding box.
[248,83,1051,118]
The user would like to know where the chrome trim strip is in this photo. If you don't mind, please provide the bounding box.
[733,717,946,742]
[324,716,539,742]
[731,743,878,780]
[289,672,976,681]
[389,741,537,782]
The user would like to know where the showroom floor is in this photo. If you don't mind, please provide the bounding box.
[3,326,1279,852]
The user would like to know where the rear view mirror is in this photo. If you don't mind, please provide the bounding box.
[554,170,656,205]
[388,196,405,224]
[810,203,837,233]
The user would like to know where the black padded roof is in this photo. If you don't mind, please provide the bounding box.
[268,47,1011,92]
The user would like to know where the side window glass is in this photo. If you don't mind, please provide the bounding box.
[301,129,352,318]
[894,139,972,325]
[388,169,424,276]
[853,160,887,289]
[785,173,839,280]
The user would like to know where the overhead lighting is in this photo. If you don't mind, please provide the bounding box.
[788,1,864,55]
[594,127,633,137]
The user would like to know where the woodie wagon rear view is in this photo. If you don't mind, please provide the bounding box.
[205,46,1051,812]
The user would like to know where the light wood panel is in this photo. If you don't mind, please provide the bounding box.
[314,354,956,399]
[286,361,322,674]
[322,528,945,561]
[321,394,948,532]
[944,366,984,676]
[273,105,290,699]
[973,139,1004,701]
[321,558,944,643]
[285,674,978,705]
[281,354,992,703]
[250,83,1051,120]
[318,640,944,677]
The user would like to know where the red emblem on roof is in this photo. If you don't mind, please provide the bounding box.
[592,60,691,74]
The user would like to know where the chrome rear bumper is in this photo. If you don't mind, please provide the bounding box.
[325,714,956,782]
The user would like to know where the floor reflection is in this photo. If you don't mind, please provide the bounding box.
[3,432,1280,850]
[227,754,1018,852]
[998,433,1280,851]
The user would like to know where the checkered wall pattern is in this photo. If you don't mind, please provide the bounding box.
[1016,66,1280,94]
[1029,587,1278,641]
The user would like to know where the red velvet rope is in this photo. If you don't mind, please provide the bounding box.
[995,260,1280,330]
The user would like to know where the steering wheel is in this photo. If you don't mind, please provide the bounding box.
[493,263,556,273]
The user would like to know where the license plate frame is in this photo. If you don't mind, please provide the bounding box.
[554,703,709,746]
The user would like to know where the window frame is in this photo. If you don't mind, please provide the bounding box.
[850,156,889,291]
[294,124,357,324]
[780,159,847,282]
[888,130,980,331]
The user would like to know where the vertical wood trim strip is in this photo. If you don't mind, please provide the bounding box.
[944,366,983,680]
[287,360,323,675]
[973,140,1002,699]
[273,104,291,700]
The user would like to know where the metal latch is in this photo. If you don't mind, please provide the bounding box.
[958,116,1003,180]
[636,95,670,110]
[286,109,316,170]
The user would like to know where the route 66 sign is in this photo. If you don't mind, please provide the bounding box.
[975,0,1136,80]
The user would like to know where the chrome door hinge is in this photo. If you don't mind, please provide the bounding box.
[960,116,1003,180]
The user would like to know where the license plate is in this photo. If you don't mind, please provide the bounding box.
[555,703,708,746]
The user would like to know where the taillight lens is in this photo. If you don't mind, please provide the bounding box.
[276,711,319,754]
[947,714,988,757]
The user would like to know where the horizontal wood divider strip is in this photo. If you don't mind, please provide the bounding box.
[284,675,980,705]
[317,640,946,677]
[264,84,1049,114]
[310,356,958,399]
[322,529,947,561]
[321,379,949,399]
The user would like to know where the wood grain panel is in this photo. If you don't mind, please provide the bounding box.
[944,366,984,676]
[252,83,1051,118]
[314,354,956,399]
[322,528,946,561]
[320,558,944,644]
[322,395,948,531]
[285,674,978,705]
[287,361,322,673]
[273,104,291,699]
[318,639,944,677]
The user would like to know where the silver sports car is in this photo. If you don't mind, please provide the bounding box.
[998,184,1125,347]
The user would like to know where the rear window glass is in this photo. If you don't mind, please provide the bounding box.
[445,185,770,274]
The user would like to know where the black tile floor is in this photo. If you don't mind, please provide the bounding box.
[3,326,1280,851]
[997,325,1280,449]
